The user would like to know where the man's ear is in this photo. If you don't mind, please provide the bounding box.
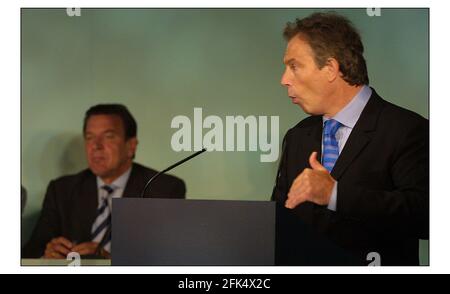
[324,57,340,82]
[127,137,138,159]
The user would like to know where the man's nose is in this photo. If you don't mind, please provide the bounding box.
[281,69,291,87]
[93,138,104,150]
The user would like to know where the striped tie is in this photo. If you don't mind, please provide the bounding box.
[91,185,114,252]
[322,119,342,172]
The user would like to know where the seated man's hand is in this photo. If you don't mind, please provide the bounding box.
[72,242,111,259]
[286,152,335,209]
[44,237,73,259]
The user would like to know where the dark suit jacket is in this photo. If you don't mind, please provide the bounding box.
[272,89,429,266]
[22,162,186,258]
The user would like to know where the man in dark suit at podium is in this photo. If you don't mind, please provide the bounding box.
[23,104,186,259]
[272,12,428,265]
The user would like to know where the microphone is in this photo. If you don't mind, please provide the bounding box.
[94,148,207,257]
[140,148,207,198]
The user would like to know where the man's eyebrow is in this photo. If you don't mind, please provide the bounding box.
[103,129,118,135]
[284,58,297,65]
[85,129,118,135]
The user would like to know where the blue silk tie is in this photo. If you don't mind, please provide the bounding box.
[322,119,342,172]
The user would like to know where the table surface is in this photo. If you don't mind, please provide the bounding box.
[21,258,111,266]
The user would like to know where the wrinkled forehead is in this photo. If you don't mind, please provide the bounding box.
[283,35,315,64]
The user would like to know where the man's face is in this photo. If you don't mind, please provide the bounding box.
[84,114,137,182]
[281,36,332,115]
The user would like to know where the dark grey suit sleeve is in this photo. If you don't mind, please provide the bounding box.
[22,180,61,258]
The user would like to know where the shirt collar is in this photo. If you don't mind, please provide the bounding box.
[323,85,372,129]
[96,166,133,191]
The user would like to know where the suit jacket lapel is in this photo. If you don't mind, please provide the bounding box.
[331,91,385,180]
[123,164,143,198]
[76,171,98,241]
[307,119,323,161]
[296,116,322,171]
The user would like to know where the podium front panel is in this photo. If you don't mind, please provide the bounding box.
[112,198,275,265]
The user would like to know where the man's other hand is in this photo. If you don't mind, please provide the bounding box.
[72,242,111,259]
[44,237,73,259]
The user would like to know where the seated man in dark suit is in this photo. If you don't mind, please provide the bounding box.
[23,104,186,259]
[273,12,428,265]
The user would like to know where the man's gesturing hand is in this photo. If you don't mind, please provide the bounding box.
[285,151,336,209]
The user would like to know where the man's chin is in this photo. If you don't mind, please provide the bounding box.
[297,103,310,114]
[298,104,321,116]
[89,167,110,178]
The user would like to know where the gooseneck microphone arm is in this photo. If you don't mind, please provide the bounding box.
[95,148,207,257]
[139,148,207,198]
